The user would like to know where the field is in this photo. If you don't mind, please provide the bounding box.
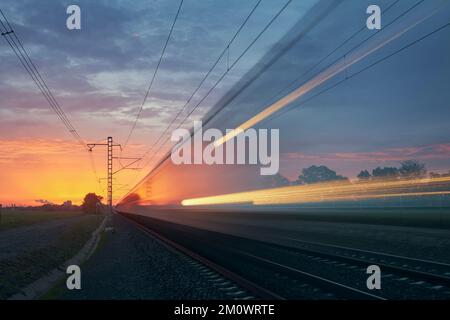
[0,210,103,299]
[0,209,84,231]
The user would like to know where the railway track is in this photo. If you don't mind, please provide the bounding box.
[119,212,450,300]
[279,237,450,286]
[121,213,281,300]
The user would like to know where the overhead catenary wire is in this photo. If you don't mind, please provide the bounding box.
[122,0,184,149]
[139,0,294,171]
[198,0,426,146]
[138,0,264,161]
[268,0,421,107]
[262,0,402,102]
[267,21,450,124]
[119,0,294,200]
[118,2,449,202]
[0,9,84,147]
[146,0,426,168]
[220,0,436,136]
[124,22,450,202]
[0,9,101,188]
[202,0,425,141]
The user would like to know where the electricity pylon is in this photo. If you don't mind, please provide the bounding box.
[87,137,121,214]
[87,137,141,215]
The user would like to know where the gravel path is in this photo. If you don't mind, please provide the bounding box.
[60,214,232,299]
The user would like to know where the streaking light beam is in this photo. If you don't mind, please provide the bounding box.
[214,3,444,147]
[181,176,450,206]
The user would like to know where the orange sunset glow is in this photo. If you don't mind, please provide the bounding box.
[1,0,450,210]
[2,0,450,305]
[0,139,100,206]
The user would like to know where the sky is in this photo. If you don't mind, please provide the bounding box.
[0,0,449,206]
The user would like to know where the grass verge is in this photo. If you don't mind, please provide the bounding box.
[0,210,84,231]
[0,214,103,299]
[40,230,111,300]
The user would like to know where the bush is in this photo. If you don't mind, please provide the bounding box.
[81,193,103,214]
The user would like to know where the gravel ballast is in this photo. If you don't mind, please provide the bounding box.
[59,214,232,299]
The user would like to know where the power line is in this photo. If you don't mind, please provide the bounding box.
[278,0,401,93]
[138,0,263,160]
[244,0,430,125]
[119,0,294,200]
[174,0,294,129]
[88,151,103,194]
[268,21,450,124]
[0,9,85,147]
[199,0,423,138]
[0,9,100,188]
[203,0,420,131]
[118,4,449,203]
[139,0,294,171]
[125,22,450,202]
[122,0,184,149]
[172,0,425,148]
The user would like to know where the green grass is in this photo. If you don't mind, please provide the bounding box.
[0,209,84,231]
[0,213,103,299]
[41,230,110,300]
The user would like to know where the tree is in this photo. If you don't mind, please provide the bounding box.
[399,160,426,179]
[81,193,103,214]
[357,170,371,180]
[261,173,290,188]
[297,165,348,185]
[372,166,399,179]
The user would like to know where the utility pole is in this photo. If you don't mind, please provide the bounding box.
[87,137,141,215]
[107,137,113,211]
[87,137,122,214]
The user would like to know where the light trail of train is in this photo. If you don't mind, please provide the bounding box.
[213,3,444,147]
[181,176,450,206]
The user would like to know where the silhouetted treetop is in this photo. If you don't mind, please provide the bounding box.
[372,166,399,178]
[297,165,348,185]
[399,160,426,179]
[81,193,103,214]
[357,170,371,180]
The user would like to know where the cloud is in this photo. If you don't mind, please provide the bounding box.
[282,143,450,163]
[35,199,54,205]
[2,0,450,198]
[0,138,80,164]
[0,0,274,140]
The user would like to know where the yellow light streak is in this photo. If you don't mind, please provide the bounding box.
[181,176,450,206]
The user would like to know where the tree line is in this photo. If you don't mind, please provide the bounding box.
[262,160,450,188]
[356,160,427,181]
